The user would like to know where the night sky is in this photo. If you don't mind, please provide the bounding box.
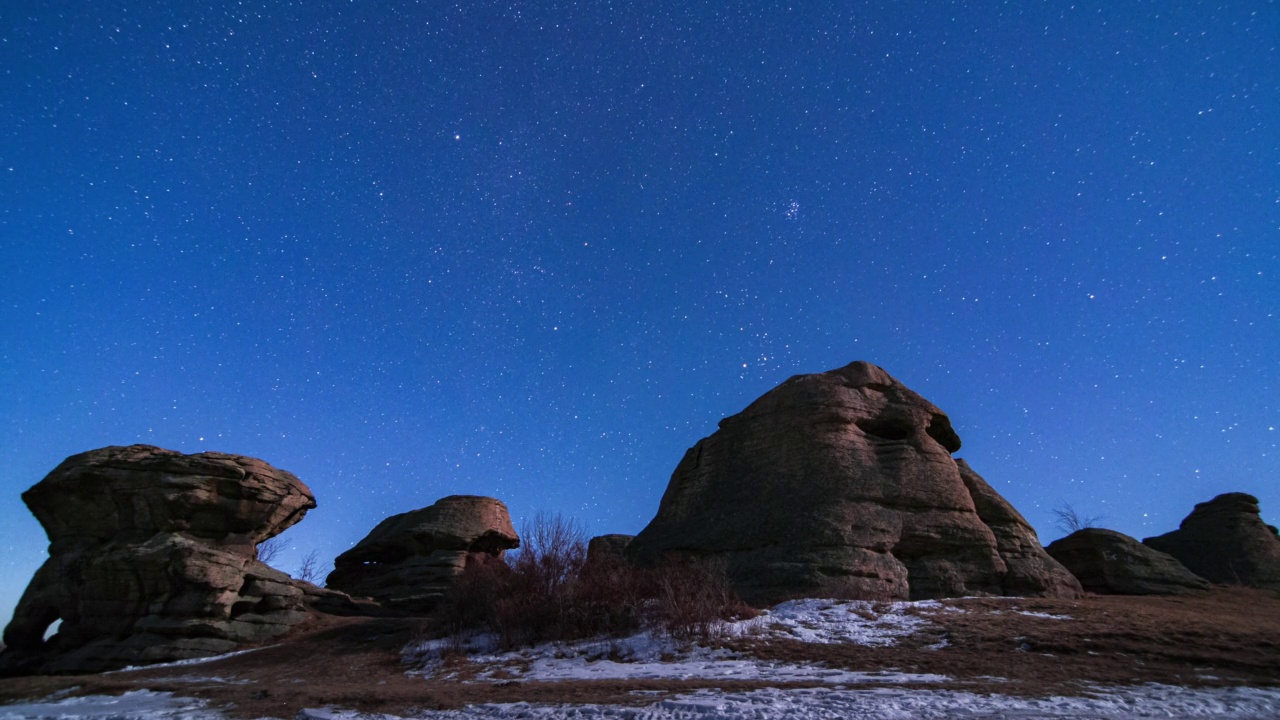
[2,2,1277,626]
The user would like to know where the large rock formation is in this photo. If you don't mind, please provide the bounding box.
[1,445,319,675]
[325,495,519,612]
[626,361,1081,604]
[1046,528,1210,595]
[1143,493,1280,590]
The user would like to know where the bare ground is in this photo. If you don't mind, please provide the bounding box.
[2,587,1278,718]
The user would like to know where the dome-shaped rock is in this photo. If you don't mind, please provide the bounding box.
[626,361,1081,604]
[1046,528,1210,595]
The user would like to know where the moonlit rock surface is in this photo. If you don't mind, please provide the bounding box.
[627,361,1081,603]
[1,445,318,675]
[325,495,519,612]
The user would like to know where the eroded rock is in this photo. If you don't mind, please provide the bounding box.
[325,495,519,612]
[1046,528,1210,595]
[1,445,319,675]
[626,361,1081,604]
[1143,492,1280,590]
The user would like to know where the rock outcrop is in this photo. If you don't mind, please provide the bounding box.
[1,445,319,675]
[1143,493,1280,590]
[325,495,519,612]
[1046,528,1210,595]
[587,534,634,564]
[626,361,1081,604]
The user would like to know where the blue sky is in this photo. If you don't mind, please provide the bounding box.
[2,1,1277,627]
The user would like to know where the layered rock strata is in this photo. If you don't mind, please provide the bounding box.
[626,361,1081,604]
[1,445,319,675]
[325,495,519,612]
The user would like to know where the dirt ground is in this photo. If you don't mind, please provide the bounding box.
[2,587,1277,718]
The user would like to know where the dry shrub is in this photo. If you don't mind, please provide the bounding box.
[648,558,759,640]
[432,513,754,649]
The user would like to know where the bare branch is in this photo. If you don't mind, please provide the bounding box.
[256,537,284,565]
[1053,502,1105,535]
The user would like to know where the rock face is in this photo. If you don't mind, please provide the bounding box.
[325,495,519,612]
[1046,528,1210,595]
[1143,493,1280,590]
[626,361,1081,604]
[1,445,318,675]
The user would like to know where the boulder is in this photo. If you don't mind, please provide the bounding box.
[586,534,634,564]
[1,445,319,675]
[626,361,1081,604]
[1046,528,1210,595]
[1143,492,1280,590]
[325,495,519,612]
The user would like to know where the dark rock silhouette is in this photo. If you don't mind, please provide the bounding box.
[1,445,321,675]
[586,534,634,564]
[1046,528,1210,595]
[1144,492,1280,590]
[626,361,1081,604]
[325,495,519,612]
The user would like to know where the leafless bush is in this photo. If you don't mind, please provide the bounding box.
[433,513,755,649]
[256,537,284,565]
[648,558,758,640]
[1053,502,1105,536]
[296,550,324,584]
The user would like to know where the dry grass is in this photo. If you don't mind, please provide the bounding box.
[1,588,1278,718]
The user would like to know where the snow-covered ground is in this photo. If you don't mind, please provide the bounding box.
[5,686,1280,720]
[4,598,1277,719]
[403,598,951,683]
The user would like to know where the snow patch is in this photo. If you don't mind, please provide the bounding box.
[295,684,1280,719]
[405,597,951,684]
[741,598,938,645]
[0,690,220,720]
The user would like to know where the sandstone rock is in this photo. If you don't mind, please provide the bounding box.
[957,460,1084,598]
[1046,528,1210,595]
[626,361,1081,604]
[1,445,320,675]
[325,495,519,612]
[1143,492,1280,590]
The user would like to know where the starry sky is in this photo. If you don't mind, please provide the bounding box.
[2,2,1277,627]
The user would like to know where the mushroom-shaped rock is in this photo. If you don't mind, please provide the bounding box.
[1,445,318,675]
[1046,528,1210,595]
[325,495,518,612]
[626,361,1081,604]
[1143,493,1280,590]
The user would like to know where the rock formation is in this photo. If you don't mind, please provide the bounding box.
[1,445,320,675]
[1046,528,1210,595]
[586,534,634,564]
[1143,492,1280,590]
[626,361,1081,604]
[325,495,519,612]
